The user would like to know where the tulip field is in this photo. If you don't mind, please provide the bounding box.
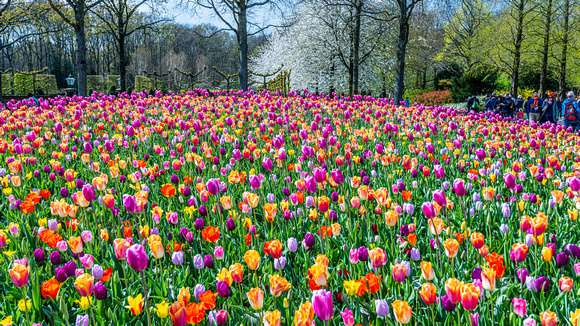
[2,89,580,326]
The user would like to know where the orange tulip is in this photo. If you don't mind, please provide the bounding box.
[428,218,445,235]
[185,302,205,324]
[368,248,386,268]
[113,238,130,260]
[419,283,437,305]
[470,232,484,249]
[178,287,191,305]
[560,277,574,293]
[444,278,463,304]
[269,274,291,297]
[67,236,84,254]
[482,187,495,201]
[74,273,94,297]
[247,287,264,310]
[552,190,565,204]
[41,279,61,299]
[246,193,259,208]
[460,283,480,310]
[267,239,283,259]
[263,310,281,326]
[443,239,460,258]
[199,290,217,310]
[229,263,244,283]
[169,302,187,326]
[263,203,278,222]
[365,273,381,294]
[9,264,30,288]
[392,300,412,324]
[481,267,496,291]
[161,184,176,197]
[217,268,233,286]
[540,311,558,326]
[220,196,232,210]
[201,226,220,243]
[148,234,164,259]
[532,216,547,236]
[308,263,328,286]
[420,262,434,281]
[384,210,398,227]
[243,250,261,270]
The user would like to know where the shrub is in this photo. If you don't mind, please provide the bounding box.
[87,75,104,93]
[135,76,153,93]
[1,74,10,95]
[104,75,120,92]
[404,89,427,103]
[13,74,57,95]
[414,90,451,106]
[450,65,498,103]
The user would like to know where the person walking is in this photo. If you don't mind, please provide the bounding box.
[485,93,498,115]
[540,94,556,124]
[467,94,480,112]
[515,95,525,120]
[562,91,580,132]
[501,93,515,118]
[526,92,543,122]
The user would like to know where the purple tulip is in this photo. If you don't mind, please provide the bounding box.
[262,157,273,171]
[76,314,90,326]
[441,295,455,312]
[127,244,148,271]
[331,169,344,185]
[55,266,68,282]
[421,202,436,219]
[503,173,516,189]
[249,175,261,190]
[312,289,333,321]
[216,281,230,297]
[375,299,389,317]
[535,276,550,292]
[313,167,326,183]
[434,165,445,179]
[305,176,317,193]
[432,190,447,207]
[123,194,137,213]
[357,246,368,262]
[94,282,108,300]
[556,252,569,266]
[82,184,96,202]
[207,179,220,195]
[453,179,466,196]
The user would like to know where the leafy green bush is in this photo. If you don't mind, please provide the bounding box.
[450,65,499,103]
[13,74,57,95]
[135,76,152,93]
[1,74,10,95]
[87,75,104,93]
[404,89,426,103]
[104,75,120,92]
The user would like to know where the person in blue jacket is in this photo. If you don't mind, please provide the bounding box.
[484,93,498,114]
[562,91,580,132]
[526,91,543,123]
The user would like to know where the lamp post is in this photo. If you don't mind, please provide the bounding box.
[65,75,75,96]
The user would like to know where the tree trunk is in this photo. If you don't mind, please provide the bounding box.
[539,0,552,96]
[119,34,127,92]
[394,0,410,105]
[75,8,88,97]
[558,0,570,99]
[237,1,248,91]
[510,0,525,97]
[352,0,362,95]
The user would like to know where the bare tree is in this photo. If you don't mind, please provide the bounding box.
[393,0,423,104]
[48,0,104,96]
[189,0,293,90]
[91,0,169,92]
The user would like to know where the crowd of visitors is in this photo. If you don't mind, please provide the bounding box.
[467,91,580,131]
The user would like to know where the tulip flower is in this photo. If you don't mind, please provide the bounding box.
[540,311,558,326]
[419,283,437,305]
[392,300,412,324]
[126,294,144,315]
[127,244,148,271]
[513,298,527,317]
[312,290,333,321]
[9,264,30,288]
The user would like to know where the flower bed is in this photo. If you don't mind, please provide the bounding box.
[0,90,579,326]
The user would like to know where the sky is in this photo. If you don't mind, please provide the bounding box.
[166,0,281,32]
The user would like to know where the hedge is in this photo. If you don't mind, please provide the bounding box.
[1,74,10,95]
[104,75,119,92]
[13,74,57,95]
[135,76,153,93]
[87,75,104,93]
